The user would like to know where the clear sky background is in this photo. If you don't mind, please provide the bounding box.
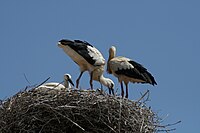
[1,1,199,132]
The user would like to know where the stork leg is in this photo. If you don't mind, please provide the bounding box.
[108,87,111,95]
[90,71,93,90]
[98,75,103,92]
[121,82,124,98]
[125,83,129,98]
[109,87,115,96]
[100,83,103,92]
[76,71,84,88]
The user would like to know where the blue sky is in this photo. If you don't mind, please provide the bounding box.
[1,1,199,132]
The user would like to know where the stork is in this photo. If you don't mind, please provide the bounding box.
[58,39,114,95]
[107,46,157,98]
[36,73,74,91]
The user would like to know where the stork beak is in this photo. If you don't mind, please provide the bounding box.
[68,78,74,86]
[57,42,63,48]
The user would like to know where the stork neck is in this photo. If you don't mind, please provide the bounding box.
[99,75,107,87]
[108,49,115,61]
[107,48,116,74]
[64,80,71,88]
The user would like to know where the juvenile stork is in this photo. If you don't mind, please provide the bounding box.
[36,73,74,91]
[107,46,157,98]
[58,39,114,95]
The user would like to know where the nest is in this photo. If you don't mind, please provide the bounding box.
[0,87,168,133]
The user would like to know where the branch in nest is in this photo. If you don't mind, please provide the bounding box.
[155,120,181,132]
[34,77,51,89]
[136,89,150,103]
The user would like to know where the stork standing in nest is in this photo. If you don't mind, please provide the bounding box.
[58,39,114,95]
[107,46,157,98]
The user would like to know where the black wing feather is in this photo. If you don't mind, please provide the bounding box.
[71,40,96,65]
[116,60,157,85]
[60,39,96,65]
[129,60,157,85]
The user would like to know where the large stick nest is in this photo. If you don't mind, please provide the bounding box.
[0,87,162,133]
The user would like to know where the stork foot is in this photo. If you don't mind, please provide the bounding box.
[121,91,124,98]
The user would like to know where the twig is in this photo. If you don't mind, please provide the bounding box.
[39,118,56,133]
[160,114,169,123]
[157,120,181,128]
[53,109,85,131]
[23,73,31,84]
[157,128,176,132]
[34,103,85,131]
[136,90,150,103]
[34,77,51,88]
[102,121,117,133]
[155,120,181,132]
[140,117,145,132]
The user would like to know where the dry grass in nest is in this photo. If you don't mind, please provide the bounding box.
[0,86,178,133]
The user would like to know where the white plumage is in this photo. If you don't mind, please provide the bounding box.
[58,39,114,95]
[107,46,157,98]
[35,73,74,91]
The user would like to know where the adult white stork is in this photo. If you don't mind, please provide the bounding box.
[36,73,74,91]
[58,39,114,95]
[107,46,157,98]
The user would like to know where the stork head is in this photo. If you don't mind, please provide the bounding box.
[64,73,74,86]
[58,39,74,48]
[109,46,116,58]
